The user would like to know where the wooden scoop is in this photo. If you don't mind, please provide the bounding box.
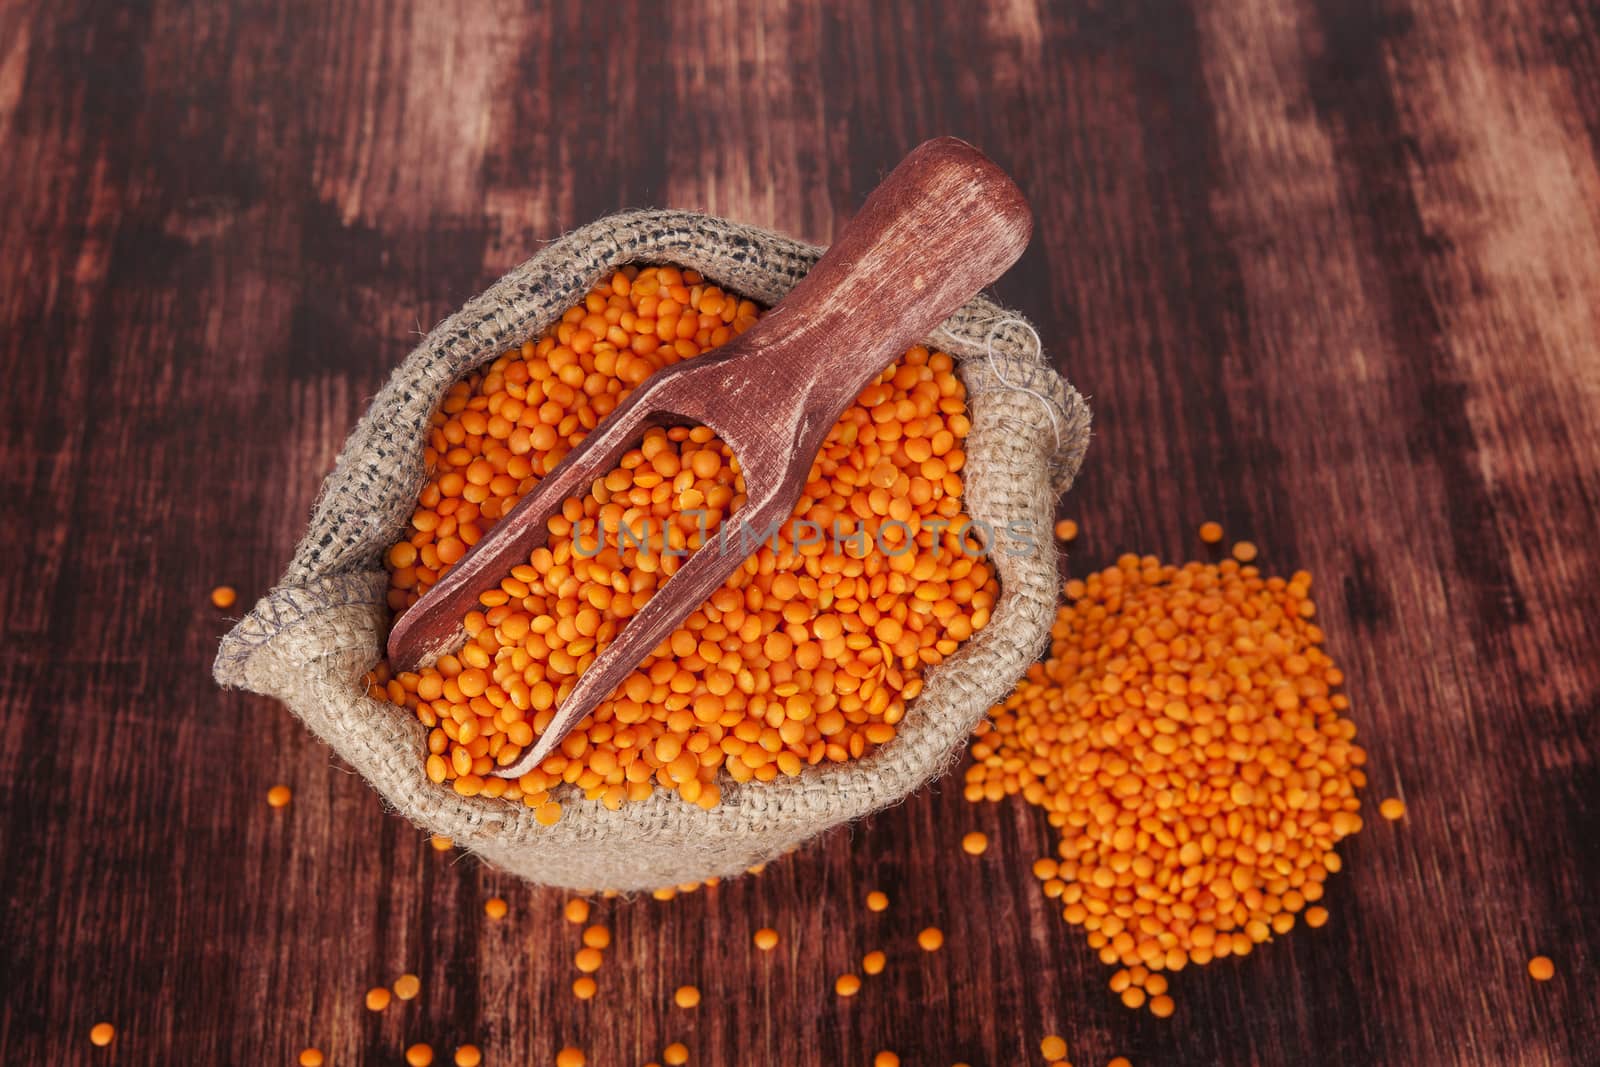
[388,137,1033,779]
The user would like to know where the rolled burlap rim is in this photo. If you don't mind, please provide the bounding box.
[214,209,1091,890]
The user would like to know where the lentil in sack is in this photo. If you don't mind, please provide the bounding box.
[214,210,1090,890]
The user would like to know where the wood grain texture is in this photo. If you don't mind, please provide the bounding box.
[2,1,1597,1064]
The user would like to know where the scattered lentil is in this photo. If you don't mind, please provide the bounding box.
[430,835,454,851]
[1306,907,1329,929]
[1041,1035,1068,1059]
[394,973,422,1001]
[836,973,862,997]
[455,1046,483,1067]
[485,896,508,919]
[572,976,597,1000]
[1529,956,1555,981]
[1198,522,1223,545]
[1150,995,1175,1018]
[406,1044,435,1067]
[266,784,292,808]
[211,585,238,609]
[581,924,611,949]
[555,1048,585,1067]
[961,831,988,855]
[1231,540,1258,563]
[875,1053,900,1067]
[89,1022,115,1047]
[866,891,890,912]
[674,985,701,1008]
[753,928,780,951]
[1055,519,1079,543]
[917,927,944,952]
[574,947,603,973]
[299,1049,324,1067]
[1379,797,1405,821]
[365,987,392,1012]
[373,267,993,815]
[663,1043,690,1066]
[564,899,591,924]
[862,950,886,975]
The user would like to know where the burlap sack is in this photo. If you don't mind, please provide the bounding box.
[214,209,1090,891]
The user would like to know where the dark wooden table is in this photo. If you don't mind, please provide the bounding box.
[4,2,1598,1064]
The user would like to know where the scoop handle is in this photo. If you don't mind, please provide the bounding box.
[751,137,1033,415]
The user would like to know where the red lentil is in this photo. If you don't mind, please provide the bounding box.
[89,1022,115,1047]
[753,928,780,951]
[211,585,238,609]
[454,1046,483,1067]
[917,927,944,952]
[394,973,421,1001]
[299,1049,324,1067]
[1529,956,1555,981]
[961,831,988,855]
[1379,797,1405,821]
[485,897,508,919]
[372,267,993,815]
[968,551,1365,1005]
[406,1044,435,1067]
[266,784,291,808]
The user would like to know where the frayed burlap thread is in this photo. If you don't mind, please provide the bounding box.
[215,210,1090,890]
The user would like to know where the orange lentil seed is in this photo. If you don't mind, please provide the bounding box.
[674,985,701,1008]
[1529,956,1555,981]
[836,973,862,997]
[875,1053,900,1067]
[210,585,238,609]
[1231,540,1258,562]
[961,831,988,855]
[1041,1035,1068,1059]
[376,269,994,814]
[1380,797,1405,820]
[89,1023,115,1047]
[754,928,780,951]
[299,1049,325,1067]
[394,973,422,1000]
[965,551,1364,991]
[866,891,889,912]
[556,1048,585,1067]
[430,834,454,851]
[485,897,508,919]
[454,1046,483,1067]
[1198,522,1223,544]
[266,784,291,808]
[581,924,611,949]
[663,1043,689,1066]
[917,927,945,952]
[405,1044,435,1067]
[1055,519,1079,542]
[365,986,392,1011]
[564,898,590,924]
[862,950,886,975]
[572,976,597,1000]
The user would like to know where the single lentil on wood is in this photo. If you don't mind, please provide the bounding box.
[967,551,1366,1008]
[371,265,995,818]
